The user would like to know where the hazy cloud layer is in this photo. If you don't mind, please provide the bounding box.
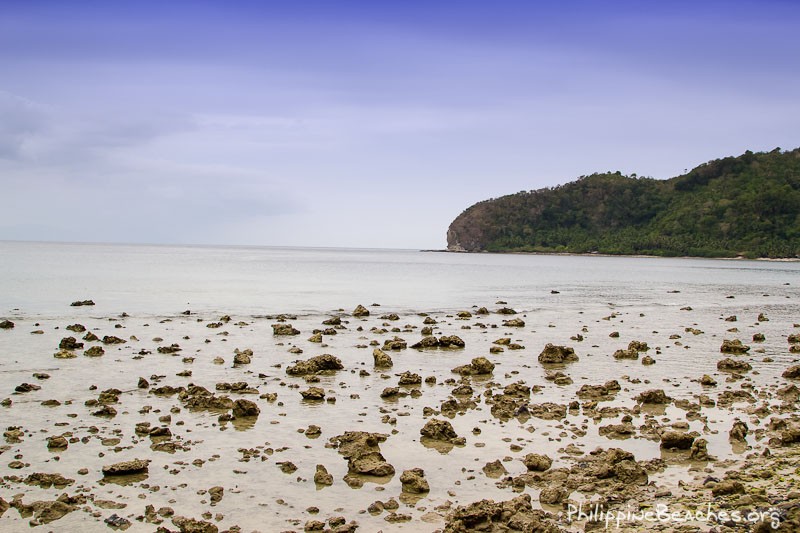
[1,1,799,248]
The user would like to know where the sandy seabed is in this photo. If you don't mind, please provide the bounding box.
[2,292,800,532]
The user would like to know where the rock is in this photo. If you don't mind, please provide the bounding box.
[753,332,766,342]
[138,377,149,388]
[70,300,95,306]
[613,348,639,359]
[420,418,460,442]
[301,387,326,400]
[641,355,656,365]
[102,335,125,345]
[730,420,748,441]
[482,460,508,478]
[452,357,495,376]
[380,386,402,398]
[400,468,430,493]
[104,513,130,528]
[628,340,649,352]
[783,365,800,379]
[84,346,104,357]
[286,354,344,375]
[47,436,68,450]
[15,382,41,393]
[700,374,717,386]
[102,458,150,476]
[711,479,745,496]
[412,335,465,349]
[717,358,752,372]
[352,305,370,317]
[232,399,260,418]
[272,323,300,335]
[502,318,525,327]
[277,461,297,474]
[24,472,75,488]
[329,431,395,477]
[397,371,422,385]
[690,438,710,460]
[411,336,439,349]
[233,348,252,365]
[576,380,620,399]
[636,389,671,404]
[444,493,562,533]
[720,339,750,354]
[659,431,695,450]
[53,349,76,359]
[522,453,552,472]
[383,336,407,350]
[528,402,567,420]
[372,349,393,368]
[314,464,334,486]
[538,344,578,364]
[30,499,75,524]
[0,320,15,329]
[171,516,219,533]
[539,486,568,505]
[59,336,83,350]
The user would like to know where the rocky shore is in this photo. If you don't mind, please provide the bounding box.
[2,293,800,531]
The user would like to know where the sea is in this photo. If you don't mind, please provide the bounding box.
[1,241,800,532]
[1,240,798,319]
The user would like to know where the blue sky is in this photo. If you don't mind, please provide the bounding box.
[1,0,798,248]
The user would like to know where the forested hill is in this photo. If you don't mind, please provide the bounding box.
[446,148,800,258]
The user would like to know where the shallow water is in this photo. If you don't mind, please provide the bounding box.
[1,242,799,531]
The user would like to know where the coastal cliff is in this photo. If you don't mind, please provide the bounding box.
[447,148,800,258]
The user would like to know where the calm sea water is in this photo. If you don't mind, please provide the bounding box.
[2,240,800,532]
[1,240,798,318]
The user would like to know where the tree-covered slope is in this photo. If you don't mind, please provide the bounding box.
[446,148,800,258]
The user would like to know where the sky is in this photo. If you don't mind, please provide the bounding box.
[1,0,799,249]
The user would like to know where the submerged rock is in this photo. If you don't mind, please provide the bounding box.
[538,344,578,364]
[272,323,300,336]
[352,305,370,317]
[232,398,260,418]
[522,453,552,472]
[300,387,326,400]
[444,494,563,533]
[717,358,752,372]
[659,431,695,450]
[329,431,395,477]
[400,468,430,493]
[286,354,344,376]
[102,459,149,476]
[452,357,495,376]
[314,464,334,486]
[636,389,671,404]
[372,348,393,368]
[420,418,464,444]
[720,339,750,354]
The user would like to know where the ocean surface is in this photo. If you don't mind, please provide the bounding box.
[1,240,798,319]
[2,240,800,532]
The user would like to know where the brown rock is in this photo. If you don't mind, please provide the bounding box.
[537,344,578,364]
[102,458,149,476]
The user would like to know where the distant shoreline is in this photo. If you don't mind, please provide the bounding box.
[421,248,800,262]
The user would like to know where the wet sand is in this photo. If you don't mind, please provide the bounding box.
[2,290,800,532]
